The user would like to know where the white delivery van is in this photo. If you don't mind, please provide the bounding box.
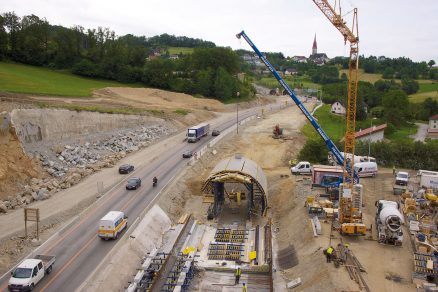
[8,255,55,292]
[354,162,378,177]
[98,211,128,240]
[291,161,312,175]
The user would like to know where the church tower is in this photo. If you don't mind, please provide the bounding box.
[312,34,317,55]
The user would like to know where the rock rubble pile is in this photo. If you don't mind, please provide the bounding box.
[0,124,175,213]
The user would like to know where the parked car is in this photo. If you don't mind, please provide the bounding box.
[212,129,221,136]
[126,177,141,190]
[119,164,134,174]
[182,150,193,158]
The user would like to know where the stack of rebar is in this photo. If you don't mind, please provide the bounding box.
[336,243,370,292]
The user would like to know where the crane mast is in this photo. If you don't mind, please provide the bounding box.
[312,0,362,228]
[312,0,359,188]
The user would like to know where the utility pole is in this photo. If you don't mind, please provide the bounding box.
[368,116,377,159]
[236,92,240,134]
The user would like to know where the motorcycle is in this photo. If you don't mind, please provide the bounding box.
[153,177,158,187]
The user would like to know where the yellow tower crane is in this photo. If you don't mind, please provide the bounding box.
[311,1,365,234]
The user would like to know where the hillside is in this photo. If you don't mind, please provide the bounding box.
[0,62,136,97]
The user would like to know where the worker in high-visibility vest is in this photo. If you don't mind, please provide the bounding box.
[242,283,247,292]
[235,267,242,284]
[326,246,334,263]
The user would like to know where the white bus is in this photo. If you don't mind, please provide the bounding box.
[98,211,127,240]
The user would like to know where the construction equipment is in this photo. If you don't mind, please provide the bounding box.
[239,2,362,236]
[311,0,365,235]
[375,200,404,245]
[235,32,357,181]
[236,30,364,235]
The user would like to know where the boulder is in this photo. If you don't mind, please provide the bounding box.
[9,198,18,208]
[0,202,7,213]
[24,195,33,204]
[3,201,11,209]
[36,188,48,201]
[23,185,32,195]
[31,184,39,192]
[52,180,59,188]
[31,178,39,185]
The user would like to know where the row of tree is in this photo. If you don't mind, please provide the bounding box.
[330,56,437,80]
[321,77,436,123]
[298,138,438,171]
[0,12,254,100]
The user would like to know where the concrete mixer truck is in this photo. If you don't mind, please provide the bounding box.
[375,200,404,246]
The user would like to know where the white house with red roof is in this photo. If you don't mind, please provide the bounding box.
[428,114,438,139]
[355,124,387,143]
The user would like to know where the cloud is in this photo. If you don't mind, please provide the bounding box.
[2,0,437,62]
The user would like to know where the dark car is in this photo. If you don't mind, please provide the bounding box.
[182,150,193,158]
[126,177,141,190]
[212,129,221,136]
[119,164,134,174]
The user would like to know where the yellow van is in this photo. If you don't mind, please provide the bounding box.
[98,211,127,240]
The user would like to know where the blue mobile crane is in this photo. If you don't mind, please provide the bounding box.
[237,31,367,236]
[236,30,359,185]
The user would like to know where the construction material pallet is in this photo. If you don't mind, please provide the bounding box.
[208,243,244,261]
[215,228,231,242]
[214,228,248,243]
[414,253,438,275]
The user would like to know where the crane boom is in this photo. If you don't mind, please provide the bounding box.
[312,0,358,44]
[312,0,359,187]
[236,31,358,183]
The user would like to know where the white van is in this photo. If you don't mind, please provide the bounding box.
[291,161,312,175]
[354,162,378,177]
[98,211,128,240]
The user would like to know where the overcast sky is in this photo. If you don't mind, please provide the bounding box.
[3,0,438,62]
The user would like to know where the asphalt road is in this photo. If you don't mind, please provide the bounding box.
[0,102,283,292]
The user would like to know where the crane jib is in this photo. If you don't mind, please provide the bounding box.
[236,30,359,183]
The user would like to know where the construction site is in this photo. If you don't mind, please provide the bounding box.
[0,1,438,292]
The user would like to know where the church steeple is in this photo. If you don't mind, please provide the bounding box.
[312,34,317,55]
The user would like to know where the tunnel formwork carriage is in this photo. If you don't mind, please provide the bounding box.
[202,154,268,220]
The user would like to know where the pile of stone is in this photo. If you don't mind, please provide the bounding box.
[37,124,173,178]
[0,124,175,213]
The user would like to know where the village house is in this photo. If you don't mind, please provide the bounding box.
[427,114,438,139]
[331,101,346,115]
[292,56,307,63]
[355,124,387,143]
[284,68,298,75]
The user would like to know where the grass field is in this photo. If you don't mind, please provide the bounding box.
[418,82,438,93]
[340,69,383,84]
[256,76,321,91]
[409,91,438,103]
[385,123,417,142]
[302,104,417,143]
[168,47,194,55]
[0,62,135,97]
[301,104,346,142]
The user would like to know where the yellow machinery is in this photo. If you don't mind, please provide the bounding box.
[312,0,365,235]
[425,188,437,202]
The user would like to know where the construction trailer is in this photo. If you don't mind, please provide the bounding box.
[312,165,344,186]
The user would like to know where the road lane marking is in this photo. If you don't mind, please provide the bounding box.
[1,105,276,291]
[40,235,95,292]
